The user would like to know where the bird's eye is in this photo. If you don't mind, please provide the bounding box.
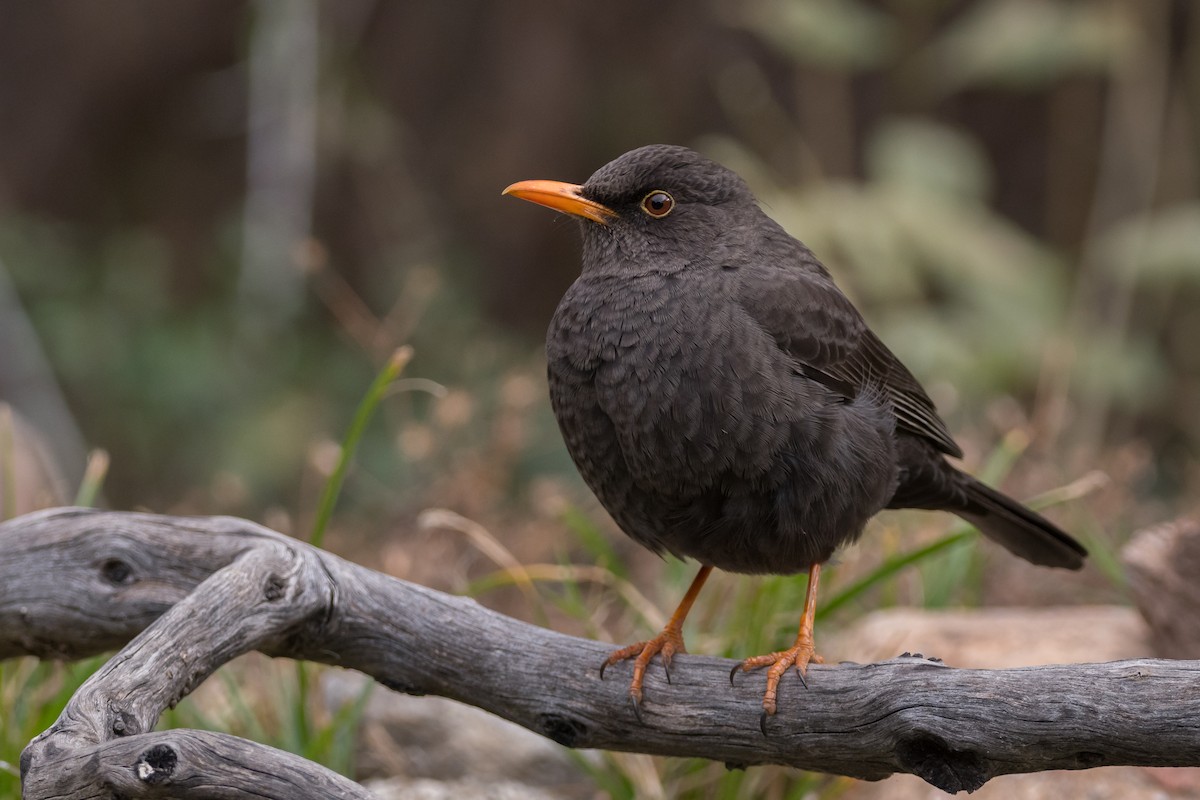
[641,190,674,218]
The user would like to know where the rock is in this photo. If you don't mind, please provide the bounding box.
[825,604,1151,669]
[1123,518,1200,659]
[322,672,589,799]
[365,776,566,800]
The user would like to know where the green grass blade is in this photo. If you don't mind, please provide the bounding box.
[310,346,412,548]
[0,405,14,521]
[819,529,974,620]
[292,660,311,754]
[824,431,1039,615]
[977,429,1030,484]
[324,676,374,777]
[74,449,110,508]
[561,504,627,579]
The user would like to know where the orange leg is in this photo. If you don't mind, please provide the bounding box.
[601,565,713,719]
[732,562,824,725]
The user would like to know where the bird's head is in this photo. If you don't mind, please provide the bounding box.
[503,144,757,274]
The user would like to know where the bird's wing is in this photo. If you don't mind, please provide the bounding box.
[736,244,963,458]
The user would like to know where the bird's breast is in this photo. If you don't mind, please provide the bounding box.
[545,269,899,573]
[547,271,797,495]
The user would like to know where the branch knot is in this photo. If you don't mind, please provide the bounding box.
[135,744,177,784]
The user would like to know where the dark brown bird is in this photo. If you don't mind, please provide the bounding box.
[503,144,1086,722]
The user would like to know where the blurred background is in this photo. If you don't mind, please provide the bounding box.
[1,0,1198,797]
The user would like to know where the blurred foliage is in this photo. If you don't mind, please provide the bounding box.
[0,657,109,798]
[926,0,1136,91]
[740,0,897,70]
[0,0,1197,797]
[728,117,1077,401]
[1,0,1197,514]
[1100,203,1200,285]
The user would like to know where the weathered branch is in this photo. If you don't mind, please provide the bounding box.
[21,730,372,799]
[4,508,1199,797]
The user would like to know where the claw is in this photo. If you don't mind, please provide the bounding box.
[729,662,741,686]
[600,566,713,719]
[735,562,824,721]
[630,690,644,724]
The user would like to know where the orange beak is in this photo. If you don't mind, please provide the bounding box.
[502,179,615,225]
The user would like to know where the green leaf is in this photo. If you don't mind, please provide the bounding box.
[1068,330,1168,412]
[926,0,1135,92]
[867,119,992,203]
[740,0,896,69]
[1098,204,1200,284]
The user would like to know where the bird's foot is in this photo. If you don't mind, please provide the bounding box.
[598,566,712,722]
[600,625,687,721]
[731,633,824,720]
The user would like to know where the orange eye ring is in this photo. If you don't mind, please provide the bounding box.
[641,190,674,218]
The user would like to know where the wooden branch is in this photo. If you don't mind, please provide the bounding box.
[4,508,1200,797]
[21,730,371,799]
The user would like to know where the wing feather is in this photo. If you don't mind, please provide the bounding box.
[736,237,963,458]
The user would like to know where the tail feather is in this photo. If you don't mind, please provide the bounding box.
[958,477,1086,570]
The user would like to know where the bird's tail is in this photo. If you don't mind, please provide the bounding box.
[958,476,1087,570]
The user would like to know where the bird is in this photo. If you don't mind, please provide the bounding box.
[502,144,1086,724]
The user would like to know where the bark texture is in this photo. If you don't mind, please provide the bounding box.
[4,508,1199,797]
